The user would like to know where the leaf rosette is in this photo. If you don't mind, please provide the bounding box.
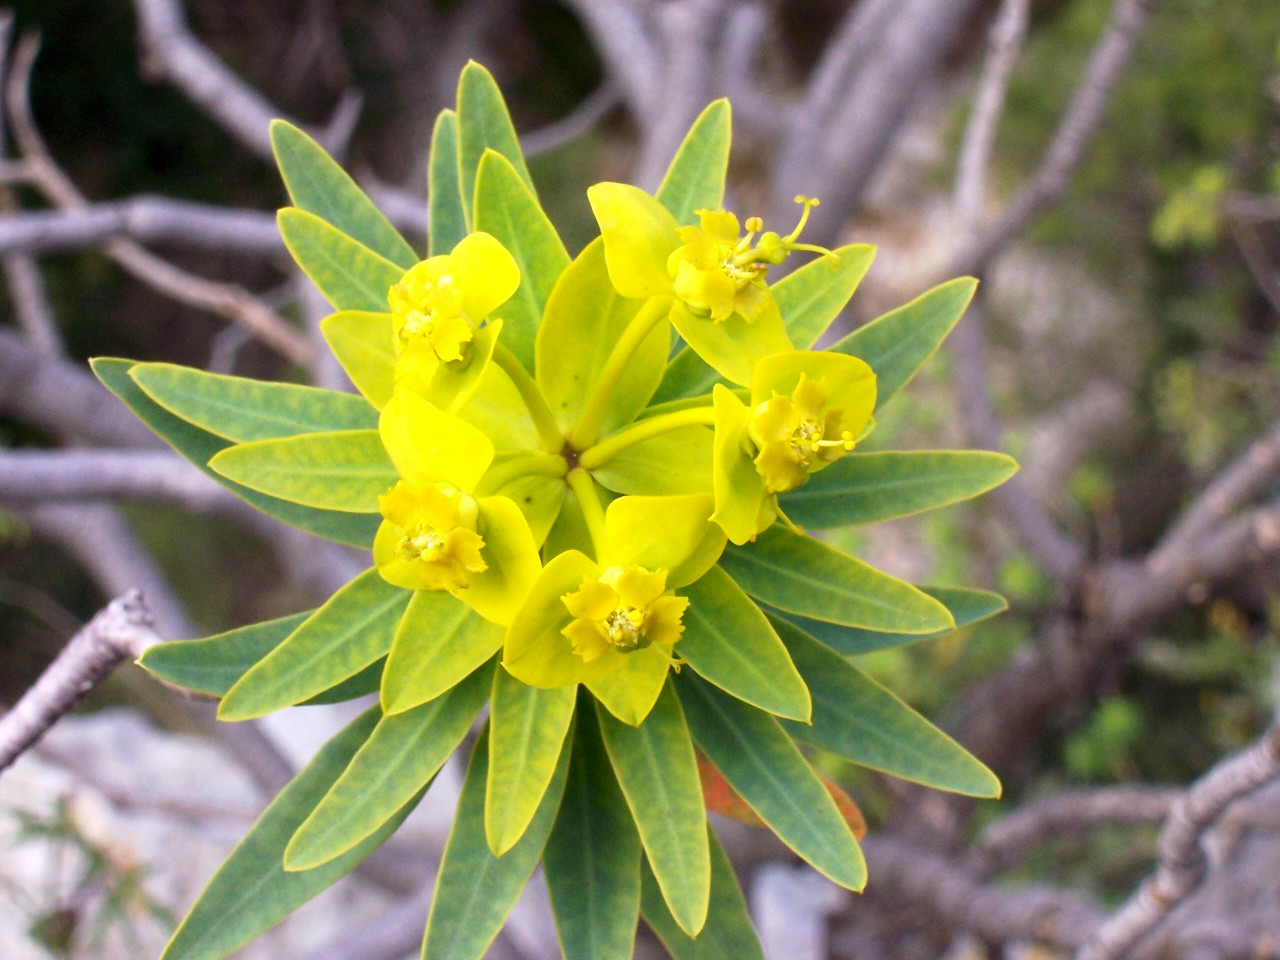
[99,62,1019,960]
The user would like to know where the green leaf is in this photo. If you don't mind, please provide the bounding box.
[592,426,713,496]
[773,244,876,349]
[679,566,810,721]
[278,208,404,312]
[655,99,731,224]
[596,684,709,938]
[271,120,417,268]
[219,569,409,720]
[300,658,385,705]
[456,61,536,227]
[719,525,954,634]
[210,430,394,513]
[486,669,577,855]
[545,701,642,960]
[428,109,467,257]
[677,674,865,890]
[781,450,1018,528]
[474,149,569,372]
[140,613,309,697]
[832,277,977,410]
[381,589,506,714]
[774,618,1000,797]
[422,724,571,960]
[92,358,378,547]
[285,661,492,870]
[161,708,418,960]
[536,237,665,434]
[780,585,1007,655]
[130,364,376,443]
[641,827,763,960]
[320,311,395,409]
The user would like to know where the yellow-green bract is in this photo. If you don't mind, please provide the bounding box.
[106,60,1016,960]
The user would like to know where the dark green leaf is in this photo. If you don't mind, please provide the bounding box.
[775,618,1001,797]
[92,358,378,547]
[271,120,417,268]
[677,675,865,890]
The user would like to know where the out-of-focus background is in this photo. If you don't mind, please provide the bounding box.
[1,1,1278,958]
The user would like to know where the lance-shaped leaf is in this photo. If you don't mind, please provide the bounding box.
[320,310,395,409]
[780,450,1018,528]
[474,149,569,372]
[422,725,572,960]
[596,684,709,938]
[456,60,536,227]
[278,208,405,312]
[92,358,378,547]
[210,430,394,512]
[536,237,664,434]
[382,589,506,714]
[679,566,810,721]
[783,585,1007,655]
[718,525,953,634]
[545,702,642,960]
[486,669,577,855]
[832,277,977,410]
[429,109,467,256]
[773,243,876,349]
[775,618,1001,797]
[141,612,309,697]
[160,708,418,960]
[677,674,865,890]
[271,120,417,268]
[218,569,409,720]
[285,661,493,871]
[640,827,765,960]
[655,99,731,224]
[131,364,376,442]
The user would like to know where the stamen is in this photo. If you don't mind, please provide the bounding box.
[784,196,820,243]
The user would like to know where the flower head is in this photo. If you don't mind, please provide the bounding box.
[377,481,487,592]
[562,565,689,661]
[712,351,876,544]
[388,231,519,404]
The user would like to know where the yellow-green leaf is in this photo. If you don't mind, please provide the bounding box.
[278,207,404,312]
[456,61,536,227]
[428,109,467,256]
[655,100,731,225]
[210,430,394,513]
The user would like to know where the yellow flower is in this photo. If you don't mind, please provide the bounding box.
[388,231,519,401]
[748,372,858,494]
[712,351,876,544]
[561,565,689,662]
[377,481,487,592]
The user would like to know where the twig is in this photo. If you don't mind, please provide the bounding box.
[0,592,164,774]
[0,196,281,256]
[956,0,1164,276]
[130,0,292,162]
[970,784,1180,877]
[3,33,311,365]
[520,80,620,156]
[1076,724,1280,960]
[953,0,1030,224]
[1150,418,1280,573]
[558,0,660,122]
[861,834,1106,950]
[0,448,245,513]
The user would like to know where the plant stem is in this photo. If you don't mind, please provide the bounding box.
[568,295,672,450]
[475,451,567,496]
[578,406,717,470]
[491,343,564,453]
[565,468,607,558]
